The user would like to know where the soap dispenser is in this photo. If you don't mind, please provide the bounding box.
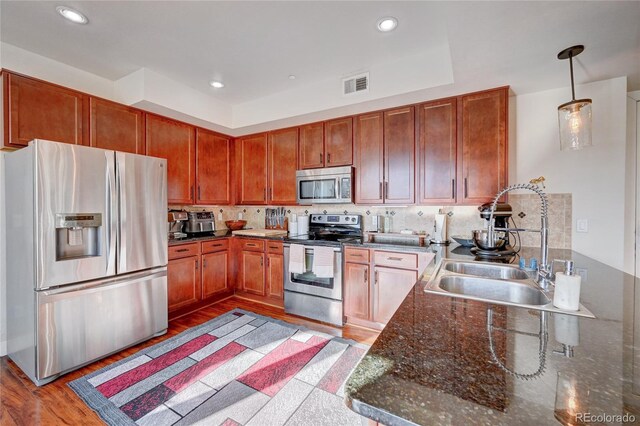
[553,260,581,311]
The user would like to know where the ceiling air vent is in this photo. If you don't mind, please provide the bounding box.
[343,73,369,96]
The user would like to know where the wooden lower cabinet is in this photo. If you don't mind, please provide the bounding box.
[344,262,370,320]
[201,250,229,298]
[372,267,418,324]
[168,239,231,319]
[344,247,431,329]
[234,239,284,307]
[167,255,201,313]
[239,251,266,296]
[266,253,284,299]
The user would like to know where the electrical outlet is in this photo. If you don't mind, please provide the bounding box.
[576,219,588,233]
[217,212,223,221]
[576,268,588,282]
[238,212,243,220]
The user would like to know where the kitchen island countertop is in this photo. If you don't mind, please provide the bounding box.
[345,246,639,425]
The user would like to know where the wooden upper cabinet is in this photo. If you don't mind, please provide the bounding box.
[268,128,298,205]
[383,106,415,204]
[4,72,85,148]
[417,98,457,204]
[196,129,231,205]
[459,88,508,204]
[236,133,268,205]
[145,114,195,204]
[324,117,353,167]
[89,97,144,154]
[298,122,324,169]
[354,112,384,204]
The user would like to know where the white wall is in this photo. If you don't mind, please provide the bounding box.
[0,42,115,100]
[512,77,628,271]
[626,92,639,276]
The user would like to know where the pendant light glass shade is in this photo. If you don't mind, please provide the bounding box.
[558,99,592,151]
[557,45,592,151]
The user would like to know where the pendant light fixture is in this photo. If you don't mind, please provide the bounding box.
[557,45,592,151]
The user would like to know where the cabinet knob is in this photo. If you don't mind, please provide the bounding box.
[319,152,323,164]
[327,153,331,164]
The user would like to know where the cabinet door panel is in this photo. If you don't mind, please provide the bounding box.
[344,262,370,320]
[269,128,298,204]
[373,267,417,324]
[202,251,229,298]
[241,251,265,295]
[266,253,284,299]
[324,117,353,166]
[459,88,508,204]
[354,112,384,204]
[197,129,231,205]
[90,97,144,154]
[168,256,201,312]
[146,115,195,204]
[237,134,268,205]
[384,107,415,204]
[418,98,457,204]
[299,122,324,169]
[6,73,85,147]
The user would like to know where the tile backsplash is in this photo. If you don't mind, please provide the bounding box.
[172,193,572,249]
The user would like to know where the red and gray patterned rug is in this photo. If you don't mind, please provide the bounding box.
[69,309,369,425]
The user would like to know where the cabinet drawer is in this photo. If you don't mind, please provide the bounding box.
[345,247,370,264]
[240,239,265,252]
[373,250,418,269]
[266,241,284,255]
[168,243,200,260]
[201,239,229,254]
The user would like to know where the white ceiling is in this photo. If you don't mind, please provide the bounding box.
[1,1,639,128]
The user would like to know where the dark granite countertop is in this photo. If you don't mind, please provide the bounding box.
[345,246,639,425]
[168,230,286,246]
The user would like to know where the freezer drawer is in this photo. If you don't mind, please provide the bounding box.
[36,268,167,384]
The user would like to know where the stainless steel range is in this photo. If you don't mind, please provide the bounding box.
[284,214,363,326]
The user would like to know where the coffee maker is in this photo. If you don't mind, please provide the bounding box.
[471,202,516,258]
[168,210,188,240]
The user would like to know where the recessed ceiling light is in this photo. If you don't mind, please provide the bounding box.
[209,81,224,89]
[288,75,296,80]
[377,17,398,32]
[56,6,88,24]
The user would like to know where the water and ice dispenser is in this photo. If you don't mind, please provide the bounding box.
[55,213,102,261]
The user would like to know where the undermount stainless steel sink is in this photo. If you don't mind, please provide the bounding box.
[438,275,551,306]
[443,261,529,280]
[424,259,595,318]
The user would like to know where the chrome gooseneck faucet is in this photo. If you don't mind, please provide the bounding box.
[487,182,552,289]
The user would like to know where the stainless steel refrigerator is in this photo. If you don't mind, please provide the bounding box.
[5,139,168,386]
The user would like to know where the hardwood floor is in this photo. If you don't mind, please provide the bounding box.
[0,297,379,425]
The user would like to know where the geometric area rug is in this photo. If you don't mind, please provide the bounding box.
[69,309,369,426]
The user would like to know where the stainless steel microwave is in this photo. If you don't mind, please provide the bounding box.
[296,166,353,204]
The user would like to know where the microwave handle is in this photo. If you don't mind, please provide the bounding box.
[335,178,340,199]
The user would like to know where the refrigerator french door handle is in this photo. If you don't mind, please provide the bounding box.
[116,153,125,272]
[106,152,117,275]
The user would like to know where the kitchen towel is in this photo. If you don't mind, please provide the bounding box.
[312,246,334,278]
[289,244,306,274]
